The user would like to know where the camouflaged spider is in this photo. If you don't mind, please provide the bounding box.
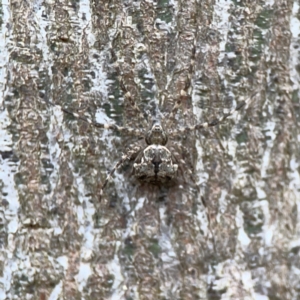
[46,85,256,201]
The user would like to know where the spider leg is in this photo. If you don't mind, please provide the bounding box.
[99,145,142,202]
[110,45,149,128]
[169,92,258,137]
[46,99,144,137]
[164,42,196,127]
[118,78,149,128]
[169,144,195,184]
[165,76,192,126]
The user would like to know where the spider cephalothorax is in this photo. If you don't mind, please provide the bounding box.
[134,122,178,183]
[145,122,168,146]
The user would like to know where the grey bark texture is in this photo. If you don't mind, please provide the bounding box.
[0,0,300,299]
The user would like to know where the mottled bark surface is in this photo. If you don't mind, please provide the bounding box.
[0,0,299,299]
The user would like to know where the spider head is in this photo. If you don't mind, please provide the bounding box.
[145,122,168,146]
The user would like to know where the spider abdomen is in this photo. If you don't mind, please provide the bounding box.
[133,145,178,183]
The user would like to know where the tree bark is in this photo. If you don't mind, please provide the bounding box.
[0,0,299,299]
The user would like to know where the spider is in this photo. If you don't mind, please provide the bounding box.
[46,77,256,201]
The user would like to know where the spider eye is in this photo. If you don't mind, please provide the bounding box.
[152,124,162,132]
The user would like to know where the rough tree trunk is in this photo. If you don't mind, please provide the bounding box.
[0,0,299,299]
